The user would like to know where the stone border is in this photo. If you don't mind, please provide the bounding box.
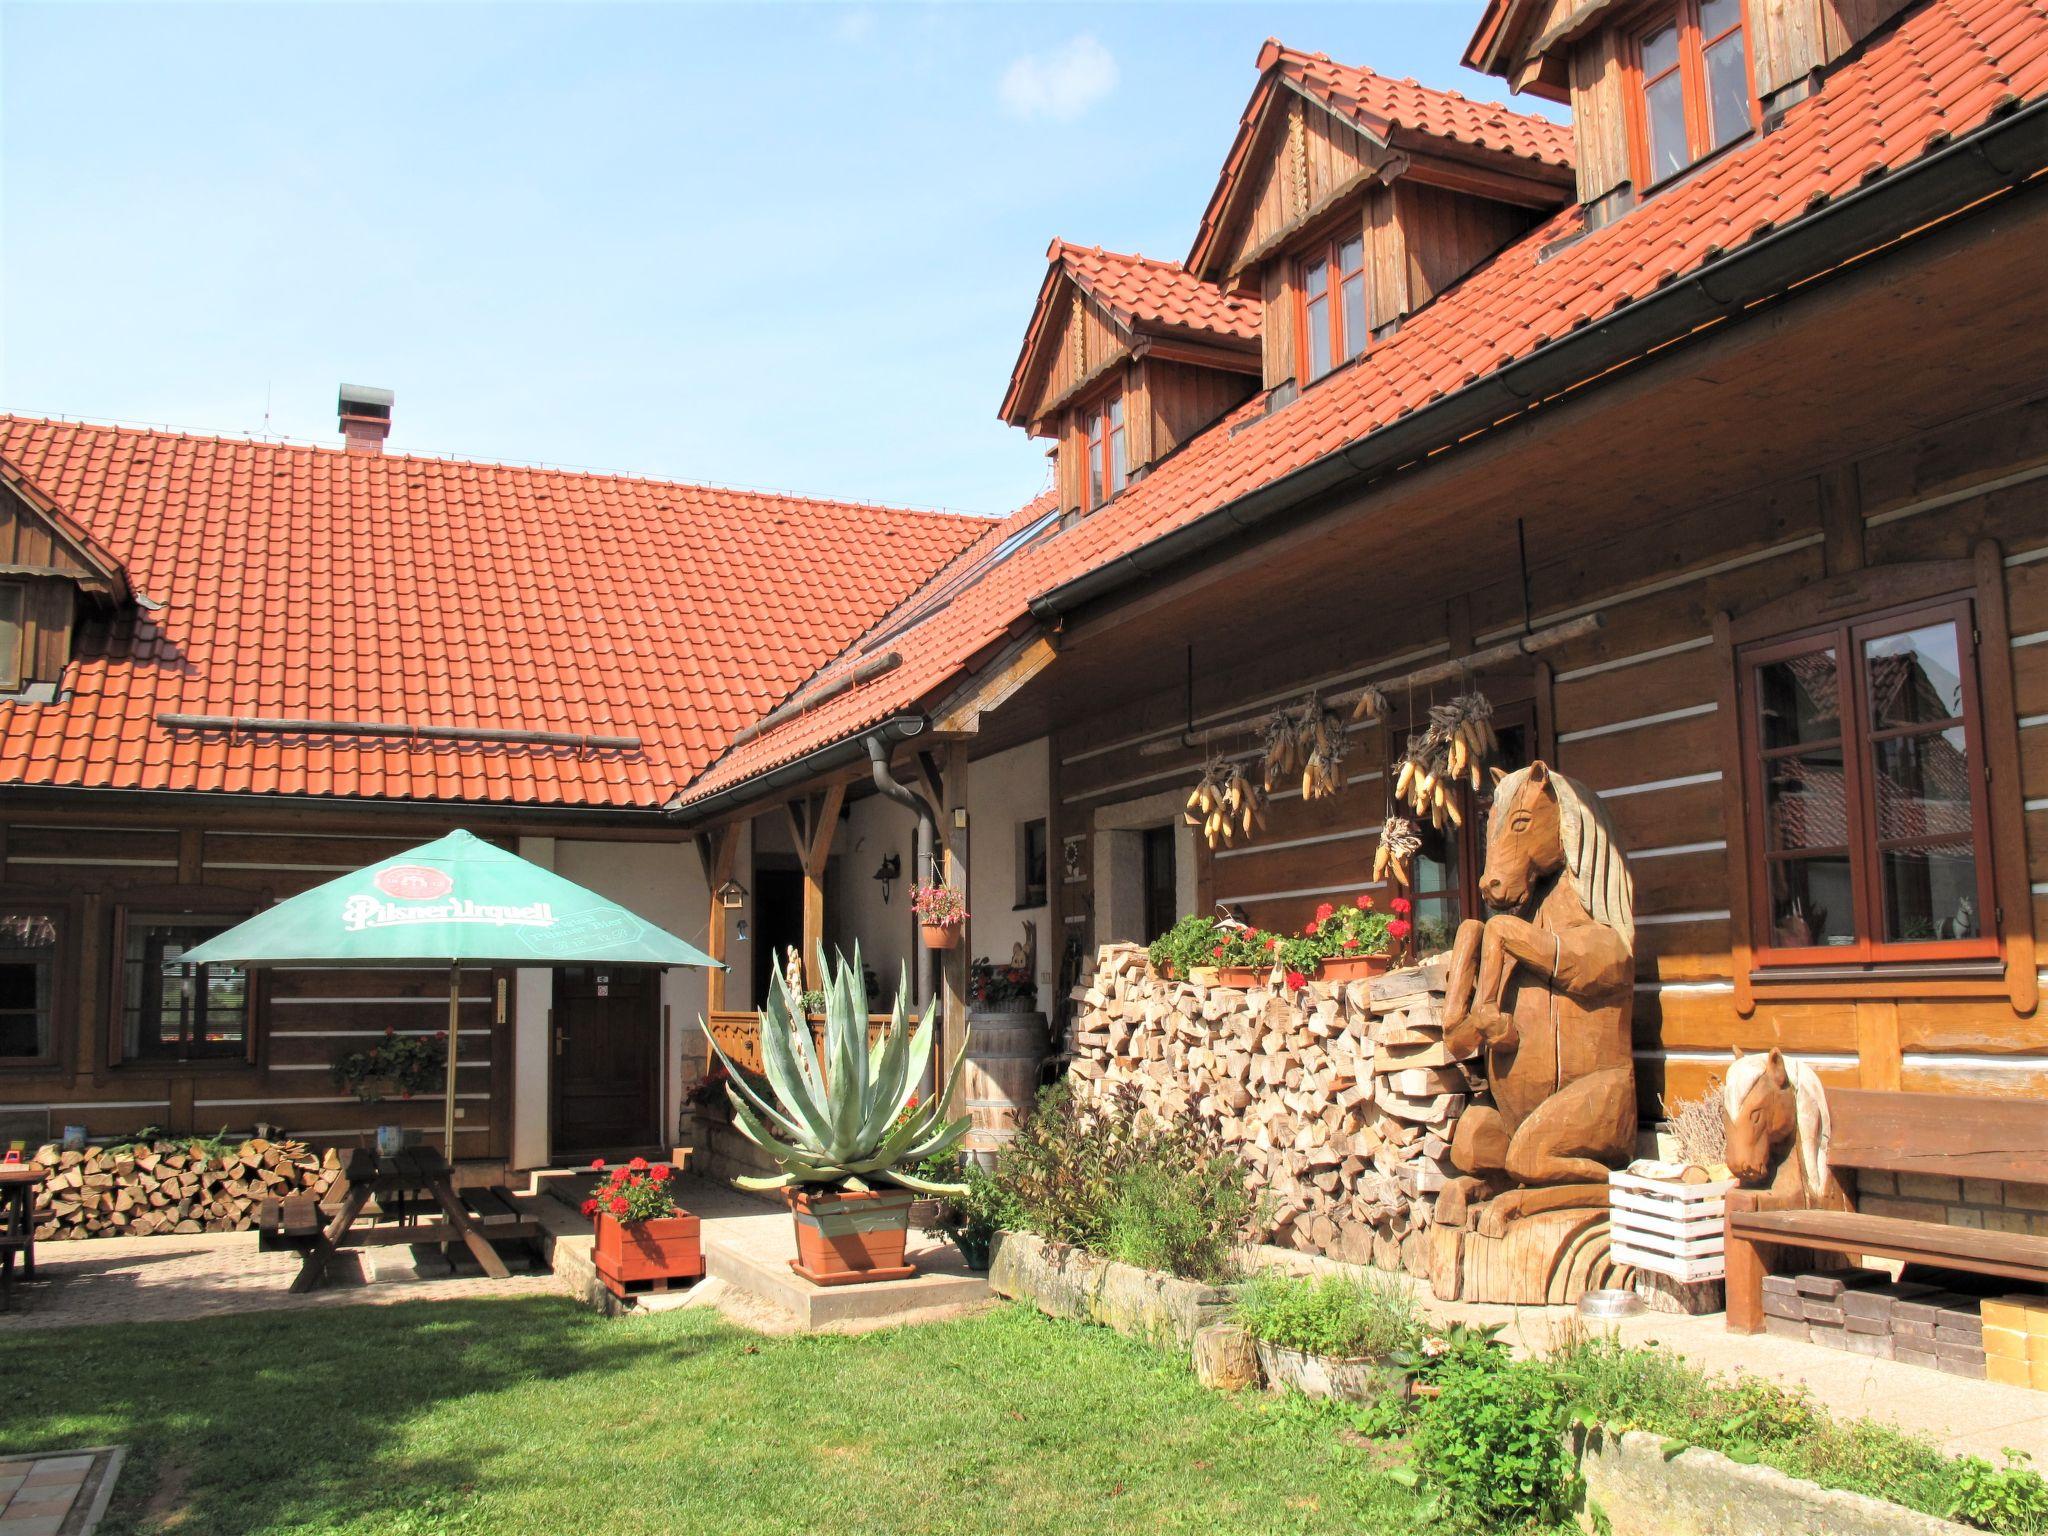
[987,1230,1234,1351]
[1573,1427,1974,1536]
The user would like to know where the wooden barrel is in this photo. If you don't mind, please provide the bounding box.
[962,1009,1049,1166]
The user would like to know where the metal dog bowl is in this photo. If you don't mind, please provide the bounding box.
[1578,1288,1644,1321]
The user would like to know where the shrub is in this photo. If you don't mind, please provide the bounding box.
[1949,1452,2048,1534]
[996,1081,1252,1284]
[1237,1272,1424,1360]
[1412,1356,1580,1533]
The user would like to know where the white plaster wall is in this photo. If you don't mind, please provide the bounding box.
[509,834,710,1169]
[1091,789,1200,947]
[966,738,1053,1012]
[828,791,919,995]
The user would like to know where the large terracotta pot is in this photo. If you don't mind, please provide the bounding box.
[1319,953,1394,983]
[593,1212,704,1292]
[786,1187,916,1285]
[921,922,962,951]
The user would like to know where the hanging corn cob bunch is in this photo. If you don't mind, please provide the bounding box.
[1349,682,1390,724]
[1372,814,1421,885]
[1391,691,1502,832]
[1186,753,1263,849]
[1298,697,1347,801]
[1440,692,1499,790]
[1260,710,1304,793]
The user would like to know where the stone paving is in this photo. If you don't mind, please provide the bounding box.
[0,1447,122,1536]
[0,1227,567,1333]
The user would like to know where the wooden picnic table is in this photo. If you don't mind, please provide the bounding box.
[261,1147,537,1294]
[1,1163,43,1311]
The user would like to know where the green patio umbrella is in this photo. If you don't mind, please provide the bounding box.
[180,829,720,1155]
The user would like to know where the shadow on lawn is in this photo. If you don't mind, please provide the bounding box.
[0,1296,704,1535]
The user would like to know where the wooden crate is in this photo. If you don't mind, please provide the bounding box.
[1608,1170,1735,1282]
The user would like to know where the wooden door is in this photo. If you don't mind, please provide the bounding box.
[551,966,660,1155]
[1142,825,1179,940]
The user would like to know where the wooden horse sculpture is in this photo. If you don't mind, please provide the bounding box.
[1439,761,1637,1230]
[1723,1048,1849,1213]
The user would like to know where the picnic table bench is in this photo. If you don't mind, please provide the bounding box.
[258,1147,539,1293]
[1,1163,41,1312]
[1725,1089,2048,1332]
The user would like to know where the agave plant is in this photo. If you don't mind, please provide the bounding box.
[709,945,970,1195]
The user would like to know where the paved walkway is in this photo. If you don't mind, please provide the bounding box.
[0,1226,567,1333]
[1258,1244,2048,1464]
[0,1447,121,1535]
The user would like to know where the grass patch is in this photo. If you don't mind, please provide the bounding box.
[0,1298,1422,1535]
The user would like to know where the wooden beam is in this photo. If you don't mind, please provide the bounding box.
[1819,464,1865,575]
[704,824,739,1015]
[930,635,1060,735]
[800,781,846,989]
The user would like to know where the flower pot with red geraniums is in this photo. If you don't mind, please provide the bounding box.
[911,883,967,951]
[708,945,969,1286]
[1308,895,1402,982]
[583,1157,702,1297]
[1208,923,1283,988]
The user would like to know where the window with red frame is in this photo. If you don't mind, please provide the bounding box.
[1629,0,1753,187]
[1298,233,1368,383]
[1737,598,1997,966]
[1083,394,1127,510]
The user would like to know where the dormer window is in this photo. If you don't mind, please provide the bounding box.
[1084,394,1128,509]
[0,584,22,694]
[1628,0,1754,187]
[1298,234,1368,382]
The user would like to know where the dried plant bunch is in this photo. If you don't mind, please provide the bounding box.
[1372,814,1421,885]
[1187,753,1263,849]
[1298,699,1347,801]
[1659,1086,1729,1169]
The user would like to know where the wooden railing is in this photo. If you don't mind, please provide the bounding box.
[704,1010,893,1078]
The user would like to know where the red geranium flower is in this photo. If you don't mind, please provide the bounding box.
[1212,943,1227,957]
[589,1158,605,1171]
[580,1198,599,1218]
[629,1156,649,1172]
[1343,937,1360,950]
[1391,897,1412,915]
[1303,920,1319,937]
[1285,970,1307,990]
[1315,902,1334,923]
[1265,936,1280,951]
[652,1164,671,1181]
[1356,893,1373,910]
[1389,919,1412,939]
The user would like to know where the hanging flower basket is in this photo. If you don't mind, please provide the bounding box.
[911,883,967,951]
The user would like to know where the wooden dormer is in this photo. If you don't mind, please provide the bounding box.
[999,242,1262,516]
[0,465,131,696]
[1187,41,1575,392]
[1464,0,1915,211]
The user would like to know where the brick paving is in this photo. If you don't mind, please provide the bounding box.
[0,1447,121,1535]
[0,1228,567,1333]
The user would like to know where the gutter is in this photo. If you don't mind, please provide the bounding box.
[1029,97,2048,626]
[666,713,929,824]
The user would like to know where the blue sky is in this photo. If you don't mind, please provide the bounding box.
[2,2,1555,517]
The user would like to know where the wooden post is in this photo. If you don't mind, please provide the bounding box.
[1722,1196,1766,1335]
[940,740,971,1112]
[702,824,739,1016]
[799,782,845,991]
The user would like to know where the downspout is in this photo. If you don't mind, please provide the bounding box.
[866,735,936,1007]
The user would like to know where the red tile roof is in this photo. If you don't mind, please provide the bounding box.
[999,242,1260,428]
[680,0,2048,808]
[1265,40,1576,170]
[0,419,988,809]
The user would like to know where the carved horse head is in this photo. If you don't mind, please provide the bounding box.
[1722,1047,1832,1194]
[1479,762,1635,952]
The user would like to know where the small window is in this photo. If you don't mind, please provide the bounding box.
[1297,234,1369,382]
[0,910,58,1062]
[1628,0,1753,188]
[0,583,22,693]
[1738,598,1997,966]
[120,913,251,1062]
[1082,394,1127,511]
[1017,819,1048,909]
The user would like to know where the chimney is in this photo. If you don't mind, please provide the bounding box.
[337,384,394,454]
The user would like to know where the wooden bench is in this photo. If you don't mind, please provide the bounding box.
[1725,1088,2048,1333]
[258,1194,336,1293]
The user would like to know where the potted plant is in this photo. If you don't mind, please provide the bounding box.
[921,1158,1016,1272]
[583,1157,701,1294]
[1212,925,1282,987]
[911,883,968,950]
[710,945,969,1285]
[333,1027,447,1152]
[968,957,1036,1013]
[1147,914,1219,984]
[1312,896,1402,982]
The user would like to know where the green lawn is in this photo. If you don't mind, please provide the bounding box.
[0,1298,1419,1535]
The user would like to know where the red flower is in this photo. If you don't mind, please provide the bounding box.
[607,1195,628,1217]
[1212,943,1227,958]
[1389,919,1412,939]
[652,1164,671,1181]
[629,1156,649,1172]
[1343,937,1360,950]
[580,1198,599,1218]
[1315,902,1335,923]
[1303,921,1319,937]
[1265,936,1280,951]
[1391,897,1412,915]
[589,1158,605,1171]
[1285,970,1307,990]
[1356,894,1373,910]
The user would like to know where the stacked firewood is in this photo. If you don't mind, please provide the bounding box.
[1067,945,1474,1278]
[28,1137,343,1240]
